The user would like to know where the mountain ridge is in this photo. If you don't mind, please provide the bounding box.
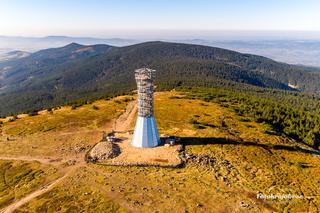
[1,41,320,116]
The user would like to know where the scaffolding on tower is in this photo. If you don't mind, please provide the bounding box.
[131,68,160,148]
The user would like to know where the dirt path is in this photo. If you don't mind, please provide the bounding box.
[1,167,75,213]
[59,129,100,136]
[0,156,64,165]
[113,100,137,132]
[0,100,137,212]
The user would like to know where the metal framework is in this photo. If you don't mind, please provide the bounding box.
[131,68,160,148]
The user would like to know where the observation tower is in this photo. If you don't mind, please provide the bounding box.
[131,68,160,148]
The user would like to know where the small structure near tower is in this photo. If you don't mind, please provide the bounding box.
[131,68,160,148]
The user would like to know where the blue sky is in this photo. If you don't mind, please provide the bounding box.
[1,0,320,38]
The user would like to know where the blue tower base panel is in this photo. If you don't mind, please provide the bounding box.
[131,116,160,148]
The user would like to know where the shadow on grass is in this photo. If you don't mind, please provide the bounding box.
[180,137,320,156]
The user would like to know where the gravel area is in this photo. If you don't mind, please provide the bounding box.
[98,133,183,167]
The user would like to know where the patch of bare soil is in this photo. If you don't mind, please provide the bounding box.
[113,100,137,132]
[98,133,183,167]
[87,99,184,167]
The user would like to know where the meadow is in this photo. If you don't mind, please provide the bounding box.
[0,91,319,212]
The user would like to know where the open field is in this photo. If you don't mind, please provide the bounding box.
[0,96,129,159]
[0,91,319,212]
[0,160,60,210]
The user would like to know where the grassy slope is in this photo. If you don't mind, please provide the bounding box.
[15,166,127,213]
[0,92,319,212]
[156,92,320,211]
[0,161,59,209]
[0,97,128,158]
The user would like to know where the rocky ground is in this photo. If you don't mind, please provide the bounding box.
[87,142,121,162]
[90,133,183,167]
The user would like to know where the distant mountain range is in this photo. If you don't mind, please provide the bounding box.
[0,50,30,62]
[177,39,320,67]
[2,35,320,67]
[1,41,320,116]
[0,35,138,52]
[0,36,320,67]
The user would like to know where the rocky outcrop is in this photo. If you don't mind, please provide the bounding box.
[87,142,120,162]
[182,153,241,186]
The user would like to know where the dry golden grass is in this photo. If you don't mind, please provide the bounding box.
[18,163,266,213]
[0,96,130,159]
[16,166,127,213]
[155,92,320,212]
[0,91,319,212]
[2,97,129,136]
[0,160,60,209]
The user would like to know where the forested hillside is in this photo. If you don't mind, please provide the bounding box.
[177,86,320,150]
[1,41,320,116]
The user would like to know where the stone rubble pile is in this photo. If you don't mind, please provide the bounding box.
[88,142,120,162]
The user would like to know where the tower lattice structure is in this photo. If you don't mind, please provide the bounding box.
[131,68,160,148]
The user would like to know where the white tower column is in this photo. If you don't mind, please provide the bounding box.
[131,68,160,148]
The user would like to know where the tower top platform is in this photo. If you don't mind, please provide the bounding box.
[135,68,156,81]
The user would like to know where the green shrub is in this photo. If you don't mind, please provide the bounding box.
[239,118,251,122]
[9,118,15,122]
[28,110,39,116]
[92,105,99,110]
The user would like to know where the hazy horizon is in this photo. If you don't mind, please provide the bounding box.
[2,0,320,67]
[2,30,320,41]
[1,0,320,39]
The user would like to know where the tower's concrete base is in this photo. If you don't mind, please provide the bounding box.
[132,116,160,148]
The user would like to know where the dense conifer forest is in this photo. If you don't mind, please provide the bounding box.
[177,86,320,150]
[1,41,320,116]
